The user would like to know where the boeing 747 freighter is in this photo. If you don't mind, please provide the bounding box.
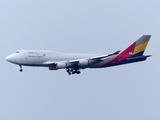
[6,35,151,75]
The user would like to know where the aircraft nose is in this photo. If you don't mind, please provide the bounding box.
[6,55,12,62]
[5,55,15,63]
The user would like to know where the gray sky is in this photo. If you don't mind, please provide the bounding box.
[0,0,160,120]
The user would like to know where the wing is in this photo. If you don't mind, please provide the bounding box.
[43,50,121,70]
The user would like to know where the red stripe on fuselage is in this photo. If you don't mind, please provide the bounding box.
[102,42,136,67]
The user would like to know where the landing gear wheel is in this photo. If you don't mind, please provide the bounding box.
[67,69,71,75]
[72,71,76,74]
[77,71,81,74]
[66,68,81,75]
[67,69,70,73]
[20,69,23,72]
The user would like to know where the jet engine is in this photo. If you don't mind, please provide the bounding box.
[56,62,66,69]
[78,59,89,68]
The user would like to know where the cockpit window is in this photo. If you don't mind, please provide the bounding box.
[15,51,19,53]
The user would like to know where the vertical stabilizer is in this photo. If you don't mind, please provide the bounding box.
[119,35,151,58]
[102,35,151,67]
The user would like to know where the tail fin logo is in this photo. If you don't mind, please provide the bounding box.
[129,52,133,55]
[133,40,149,57]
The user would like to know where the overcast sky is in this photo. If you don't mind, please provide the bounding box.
[0,0,160,120]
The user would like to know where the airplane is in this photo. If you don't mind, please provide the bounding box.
[6,35,151,75]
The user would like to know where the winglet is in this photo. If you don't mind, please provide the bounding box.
[108,50,121,56]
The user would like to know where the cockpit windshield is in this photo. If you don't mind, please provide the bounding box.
[15,51,19,53]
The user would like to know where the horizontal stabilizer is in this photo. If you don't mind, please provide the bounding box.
[121,55,151,64]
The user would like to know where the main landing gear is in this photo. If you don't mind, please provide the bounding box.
[66,68,81,75]
[19,65,23,72]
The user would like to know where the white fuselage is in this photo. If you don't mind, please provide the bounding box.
[6,50,103,67]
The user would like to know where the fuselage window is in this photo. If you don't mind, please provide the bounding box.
[28,55,35,57]
[29,52,35,54]
[15,51,19,53]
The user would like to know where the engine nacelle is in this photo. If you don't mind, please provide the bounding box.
[49,62,66,70]
[78,59,89,68]
[56,62,66,69]
[49,67,57,70]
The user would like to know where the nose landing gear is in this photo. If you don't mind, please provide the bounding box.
[19,65,23,72]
